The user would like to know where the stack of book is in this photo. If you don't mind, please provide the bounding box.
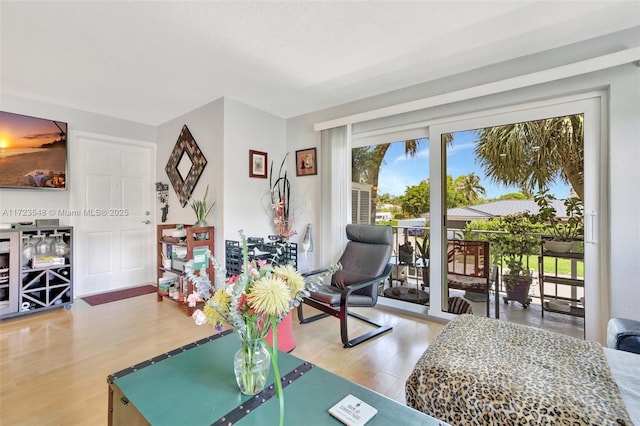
[32,256,65,268]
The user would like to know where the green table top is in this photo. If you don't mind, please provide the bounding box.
[109,331,444,425]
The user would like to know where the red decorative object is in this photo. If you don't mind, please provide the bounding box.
[265,311,296,353]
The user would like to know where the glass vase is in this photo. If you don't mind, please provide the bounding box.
[233,338,271,395]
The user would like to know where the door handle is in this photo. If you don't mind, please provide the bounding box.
[585,211,597,244]
[141,220,151,225]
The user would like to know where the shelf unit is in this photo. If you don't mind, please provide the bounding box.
[156,224,214,315]
[0,232,20,317]
[538,247,584,318]
[0,226,73,319]
[225,237,297,278]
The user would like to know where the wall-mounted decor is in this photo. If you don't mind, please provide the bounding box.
[155,182,169,222]
[296,147,317,176]
[269,154,294,239]
[165,124,207,207]
[0,111,68,190]
[249,150,268,178]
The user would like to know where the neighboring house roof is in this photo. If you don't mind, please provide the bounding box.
[447,199,570,221]
[447,206,496,221]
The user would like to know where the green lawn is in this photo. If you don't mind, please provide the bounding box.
[519,254,584,277]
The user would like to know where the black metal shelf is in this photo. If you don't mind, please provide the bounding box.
[543,302,585,317]
[540,275,584,287]
[225,238,298,278]
[541,250,584,260]
[539,244,584,321]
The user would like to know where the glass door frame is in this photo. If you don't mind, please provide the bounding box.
[427,91,608,342]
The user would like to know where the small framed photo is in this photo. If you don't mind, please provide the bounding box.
[249,150,268,178]
[296,147,317,176]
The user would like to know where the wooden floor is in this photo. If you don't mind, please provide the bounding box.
[0,293,445,425]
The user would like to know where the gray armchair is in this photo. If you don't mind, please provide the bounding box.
[297,224,393,348]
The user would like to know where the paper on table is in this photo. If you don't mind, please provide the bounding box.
[328,394,378,426]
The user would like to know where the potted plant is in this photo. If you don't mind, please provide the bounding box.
[398,240,414,264]
[492,212,540,308]
[415,237,430,287]
[390,240,413,290]
[534,190,583,253]
[172,223,186,239]
[189,184,215,227]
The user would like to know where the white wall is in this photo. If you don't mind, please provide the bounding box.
[286,63,640,323]
[156,97,286,265]
[282,117,322,273]
[156,98,224,258]
[222,98,286,244]
[607,65,640,321]
[0,94,156,225]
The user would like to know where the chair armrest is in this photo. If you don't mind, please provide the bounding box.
[302,268,331,278]
[340,264,393,304]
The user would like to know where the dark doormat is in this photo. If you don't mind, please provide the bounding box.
[82,285,157,306]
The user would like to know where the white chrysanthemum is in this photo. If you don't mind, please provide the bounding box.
[247,277,290,316]
[273,264,305,297]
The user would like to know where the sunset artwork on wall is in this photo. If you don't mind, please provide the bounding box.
[0,111,68,190]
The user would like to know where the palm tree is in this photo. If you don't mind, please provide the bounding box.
[455,172,486,203]
[474,115,584,200]
[352,140,420,222]
[352,135,453,222]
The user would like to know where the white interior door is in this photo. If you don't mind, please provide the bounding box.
[71,133,155,296]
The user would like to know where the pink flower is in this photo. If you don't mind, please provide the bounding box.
[192,309,207,325]
[237,294,249,311]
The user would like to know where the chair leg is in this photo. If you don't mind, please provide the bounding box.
[299,298,392,348]
[340,309,393,348]
[297,301,330,324]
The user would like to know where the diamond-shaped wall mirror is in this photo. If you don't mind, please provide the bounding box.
[177,151,193,181]
[165,124,207,207]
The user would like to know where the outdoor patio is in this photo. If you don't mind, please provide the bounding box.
[384,226,585,340]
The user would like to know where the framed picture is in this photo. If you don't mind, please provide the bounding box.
[296,147,317,176]
[249,150,268,178]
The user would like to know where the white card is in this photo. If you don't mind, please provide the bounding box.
[328,394,378,426]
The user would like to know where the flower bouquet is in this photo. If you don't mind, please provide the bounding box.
[184,231,333,426]
[269,155,297,240]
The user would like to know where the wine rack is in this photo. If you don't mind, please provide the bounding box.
[0,226,73,319]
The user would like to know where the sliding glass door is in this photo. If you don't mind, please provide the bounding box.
[428,94,606,342]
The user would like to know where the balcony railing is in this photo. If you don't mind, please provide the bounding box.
[385,224,584,304]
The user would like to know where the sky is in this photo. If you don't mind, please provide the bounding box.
[376,130,572,200]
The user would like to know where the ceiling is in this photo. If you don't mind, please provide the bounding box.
[2,1,639,126]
